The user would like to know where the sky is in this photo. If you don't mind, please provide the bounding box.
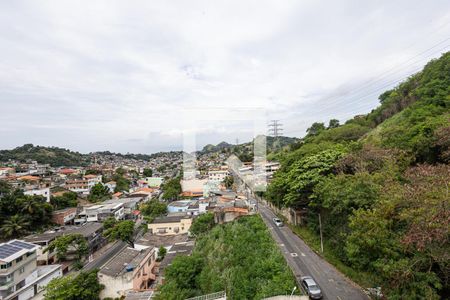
[0,0,449,154]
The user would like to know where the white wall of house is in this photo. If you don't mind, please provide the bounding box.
[24,188,50,202]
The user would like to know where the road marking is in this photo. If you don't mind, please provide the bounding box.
[279,243,285,247]
[301,252,306,256]
[290,253,298,257]
[337,296,342,300]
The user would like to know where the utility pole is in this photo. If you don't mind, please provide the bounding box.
[319,213,324,253]
[268,120,283,137]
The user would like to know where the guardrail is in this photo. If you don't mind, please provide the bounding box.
[186,290,226,300]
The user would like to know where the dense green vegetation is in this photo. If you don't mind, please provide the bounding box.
[0,181,53,239]
[189,212,215,236]
[103,220,135,247]
[111,167,131,192]
[161,177,182,200]
[143,168,153,177]
[44,270,104,300]
[87,183,111,202]
[156,215,297,300]
[50,191,78,209]
[265,52,450,299]
[0,144,88,167]
[140,199,167,222]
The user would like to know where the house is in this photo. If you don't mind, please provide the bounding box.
[84,174,102,189]
[0,240,62,300]
[75,203,124,224]
[51,207,77,225]
[124,291,154,300]
[98,247,157,299]
[24,187,50,202]
[148,216,193,236]
[0,168,15,178]
[104,181,117,193]
[24,222,104,266]
[167,200,190,214]
[65,179,89,194]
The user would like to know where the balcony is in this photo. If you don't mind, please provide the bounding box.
[0,278,14,291]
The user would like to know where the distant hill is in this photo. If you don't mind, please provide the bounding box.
[0,144,88,167]
[200,135,299,161]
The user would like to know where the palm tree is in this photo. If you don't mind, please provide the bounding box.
[19,196,40,214]
[1,215,30,238]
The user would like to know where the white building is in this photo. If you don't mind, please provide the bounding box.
[207,170,229,182]
[24,187,50,203]
[74,203,124,224]
[0,240,62,300]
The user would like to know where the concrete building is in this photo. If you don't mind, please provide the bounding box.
[146,177,163,188]
[75,203,124,224]
[23,187,50,203]
[207,170,229,182]
[51,207,77,225]
[0,240,62,300]
[167,200,190,214]
[181,179,207,197]
[98,247,157,299]
[104,181,116,193]
[148,216,193,236]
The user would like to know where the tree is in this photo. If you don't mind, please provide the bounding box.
[44,270,104,300]
[328,119,340,129]
[162,178,181,200]
[140,200,167,219]
[158,246,167,261]
[143,168,153,177]
[190,213,215,236]
[112,168,130,192]
[45,234,88,263]
[103,220,135,247]
[88,183,110,202]
[223,176,234,189]
[51,192,78,210]
[1,215,30,238]
[306,122,326,136]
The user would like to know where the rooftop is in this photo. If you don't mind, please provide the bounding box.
[100,247,152,277]
[135,232,189,248]
[151,215,192,224]
[0,240,38,262]
[124,291,154,300]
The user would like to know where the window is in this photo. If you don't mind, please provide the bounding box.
[0,264,7,270]
[16,256,23,263]
[19,267,25,274]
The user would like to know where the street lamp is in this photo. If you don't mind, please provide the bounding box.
[290,286,297,297]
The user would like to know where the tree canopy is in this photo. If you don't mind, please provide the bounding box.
[44,270,104,300]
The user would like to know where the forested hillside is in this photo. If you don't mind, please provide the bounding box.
[265,52,449,299]
[0,144,89,167]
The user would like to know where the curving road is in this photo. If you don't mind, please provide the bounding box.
[259,203,368,300]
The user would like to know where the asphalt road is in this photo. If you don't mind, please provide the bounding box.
[259,204,368,300]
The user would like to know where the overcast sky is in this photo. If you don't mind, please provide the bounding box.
[0,0,449,154]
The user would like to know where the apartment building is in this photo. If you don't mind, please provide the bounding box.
[207,169,229,182]
[98,247,157,299]
[0,240,61,300]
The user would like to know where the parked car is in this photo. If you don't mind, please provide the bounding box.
[272,217,283,227]
[301,276,323,299]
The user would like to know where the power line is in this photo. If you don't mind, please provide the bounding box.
[268,120,283,137]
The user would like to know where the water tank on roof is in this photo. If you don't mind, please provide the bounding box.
[125,264,134,272]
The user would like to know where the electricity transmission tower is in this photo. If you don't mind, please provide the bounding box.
[268,120,283,137]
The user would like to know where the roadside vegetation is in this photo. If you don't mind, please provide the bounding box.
[265,52,450,299]
[156,215,298,300]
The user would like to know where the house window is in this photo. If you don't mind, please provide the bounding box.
[0,264,7,269]
[16,256,23,263]
[19,267,25,274]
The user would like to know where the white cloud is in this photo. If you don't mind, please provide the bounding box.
[0,0,449,152]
